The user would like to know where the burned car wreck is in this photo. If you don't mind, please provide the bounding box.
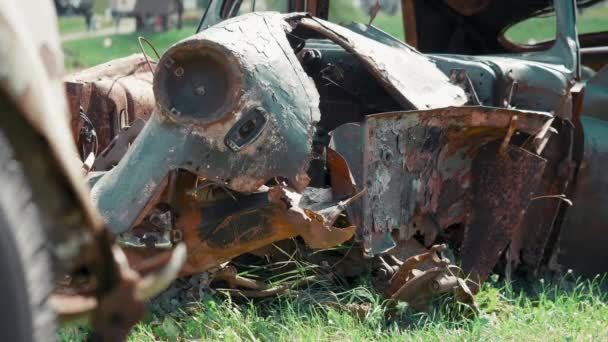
[64,0,608,312]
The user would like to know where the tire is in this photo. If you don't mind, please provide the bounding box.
[0,127,57,341]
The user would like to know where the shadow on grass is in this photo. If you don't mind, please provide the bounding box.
[59,271,608,341]
[142,273,608,340]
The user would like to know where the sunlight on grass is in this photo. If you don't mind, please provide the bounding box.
[58,17,88,34]
[62,2,608,71]
[62,25,199,70]
[59,275,608,341]
[505,4,608,44]
[58,16,114,35]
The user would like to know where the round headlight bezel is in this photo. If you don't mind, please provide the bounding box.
[154,40,244,125]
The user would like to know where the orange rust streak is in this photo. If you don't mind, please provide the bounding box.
[177,208,300,276]
[327,148,356,199]
[287,208,355,249]
[123,190,356,277]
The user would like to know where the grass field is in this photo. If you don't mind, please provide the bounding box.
[507,3,608,44]
[58,16,116,34]
[63,25,198,69]
[61,1,608,70]
[58,17,90,34]
[59,275,608,341]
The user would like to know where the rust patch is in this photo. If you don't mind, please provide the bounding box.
[460,143,546,289]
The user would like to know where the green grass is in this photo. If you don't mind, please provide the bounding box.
[58,17,89,34]
[63,25,198,70]
[329,0,404,40]
[59,275,608,341]
[507,4,608,44]
[58,16,114,35]
[62,2,608,70]
[94,0,110,14]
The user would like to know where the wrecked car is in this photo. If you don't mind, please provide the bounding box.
[63,0,608,315]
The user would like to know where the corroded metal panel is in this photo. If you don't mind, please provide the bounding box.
[65,54,156,152]
[92,13,321,233]
[460,143,546,285]
[360,106,551,260]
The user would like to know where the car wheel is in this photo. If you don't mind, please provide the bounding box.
[0,127,57,341]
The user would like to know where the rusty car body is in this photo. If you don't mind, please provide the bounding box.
[64,0,608,322]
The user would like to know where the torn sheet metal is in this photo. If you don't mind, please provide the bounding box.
[92,13,321,234]
[501,118,573,275]
[65,54,156,152]
[116,147,359,276]
[384,243,476,312]
[122,183,356,276]
[460,142,546,286]
[287,15,468,110]
[356,106,551,266]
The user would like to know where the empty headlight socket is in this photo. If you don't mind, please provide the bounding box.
[225,107,269,151]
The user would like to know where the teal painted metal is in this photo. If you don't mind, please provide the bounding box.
[427,1,580,118]
[579,66,608,121]
[290,15,468,110]
[557,74,608,276]
[92,13,320,234]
